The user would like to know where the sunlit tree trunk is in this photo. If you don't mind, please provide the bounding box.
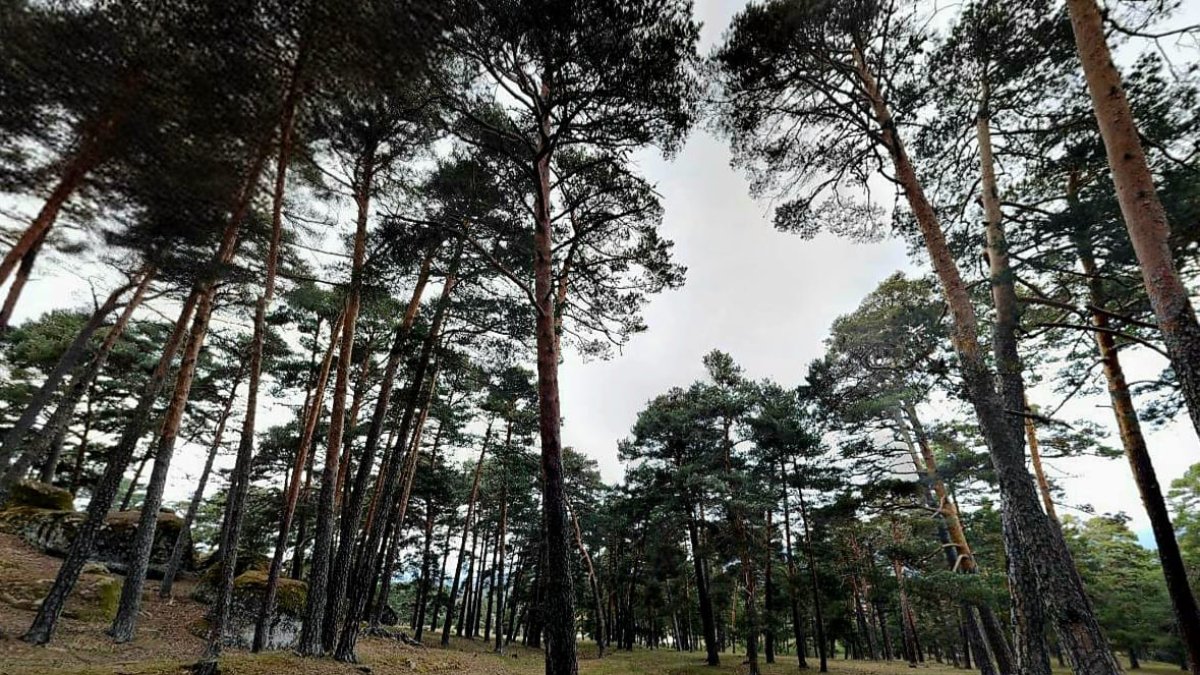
[1066,0,1200,444]
[853,45,1116,675]
[160,362,245,598]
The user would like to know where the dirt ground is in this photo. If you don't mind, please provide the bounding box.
[0,533,1174,675]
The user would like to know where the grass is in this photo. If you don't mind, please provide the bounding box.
[0,534,1181,675]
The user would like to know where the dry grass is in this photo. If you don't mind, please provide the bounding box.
[0,534,1179,675]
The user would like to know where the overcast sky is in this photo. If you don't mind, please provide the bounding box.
[5,0,1199,549]
[555,0,1200,547]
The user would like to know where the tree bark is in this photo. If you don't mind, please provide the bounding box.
[1066,0,1200,442]
[570,502,605,657]
[530,94,578,674]
[0,101,127,291]
[0,230,46,334]
[1076,228,1200,674]
[367,358,443,632]
[441,419,493,646]
[781,467,809,669]
[332,248,460,661]
[685,500,720,665]
[793,463,827,673]
[297,142,374,657]
[1025,407,1060,523]
[252,310,343,649]
[492,479,509,653]
[111,286,220,641]
[853,46,1117,675]
[160,363,245,599]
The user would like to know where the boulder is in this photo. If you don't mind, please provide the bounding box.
[190,570,307,650]
[0,506,193,576]
[0,570,120,621]
[190,551,269,604]
[7,479,73,510]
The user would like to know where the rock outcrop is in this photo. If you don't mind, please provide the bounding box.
[7,479,74,510]
[0,505,194,576]
[190,570,307,650]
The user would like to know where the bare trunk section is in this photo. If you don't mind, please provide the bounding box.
[332,247,460,661]
[793,462,828,673]
[493,475,509,654]
[0,103,125,290]
[1024,407,1059,523]
[320,249,435,650]
[1066,0,1200,442]
[780,466,809,669]
[297,141,373,658]
[367,356,444,633]
[441,419,493,646]
[530,93,578,675]
[0,229,46,333]
[852,45,1118,675]
[111,287,222,641]
[252,310,344,648]
[160,363,245,598]
[1075,230,1200,673]
[570,502,605,657]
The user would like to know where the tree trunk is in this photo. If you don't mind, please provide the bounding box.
[0,275,136,476]
[441,421,492,645]
[252,311,343,649]
[111,285,220,641]
[530,101,578,674]
[21,286,201,645]
[793,465,828,673]
[686,502,720,665]
[493,479,510,654]
[367,360,444,632]
[570,502,605,657]
[297,142,374,658]
[764,509,775,664]
[1066,0,1200,442]
[160,363,244,599]
[0,106,123,291]
[0,230,46,334]
[1076,229,1200,674]
[413,428,444,641]
[332,246,460,662]
[853,47,1117,675]
[431,524,453,632]
[190,65,304,669]
[781,469,809,669]
[1025,407,1060,523]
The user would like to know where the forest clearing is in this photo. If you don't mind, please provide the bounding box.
[2,0,1200,674]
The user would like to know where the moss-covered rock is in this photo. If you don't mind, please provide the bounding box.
[7,479,73,510]
[0,569,120,621]
[189,551,270,604]
[192,570,308,650]
[0,506,193,576]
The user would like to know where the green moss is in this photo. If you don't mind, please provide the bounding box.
[7,479,73,511]
[91,576,120,620]
[232,570,307,614]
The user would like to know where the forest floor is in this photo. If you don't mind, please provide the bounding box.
[0,534,1175,675]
